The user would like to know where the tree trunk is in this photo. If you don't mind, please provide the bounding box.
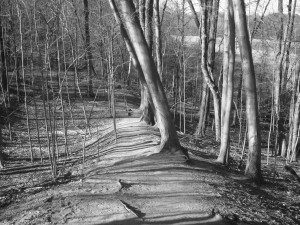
[273,0,284,119]
[83,0,95,96]
[144,0,153,51]
[116,0,188,157]
[287,61,300,162]
[282,0,293,91]
[187,0,200,28]
[217,0,235,164]
[195,83,209,136]
[207,0,220,72]
[139,0,146,31]
[137,0,154,123]
[109,0,155,126]
[233,0,262,182]
[0,23,7,93]
[277,0,284,55]
[274,0,296,155]
[189,0,220,139]
[154,0,162,81]
[198,0,221,141]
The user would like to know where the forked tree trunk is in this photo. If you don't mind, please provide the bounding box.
[233,0,262,182]
[217,0,235,164]
[137,0,154,123]
[109,0,155,125]
[116,0,188,157]
[189,0,220,139]
[83,0,95,96]
[187,0,206,136]
[198,0,221,141]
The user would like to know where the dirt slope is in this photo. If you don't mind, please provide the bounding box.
[1,117,300,225]
[0,118,232,225]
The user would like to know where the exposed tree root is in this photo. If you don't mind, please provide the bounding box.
[158,139,190,161]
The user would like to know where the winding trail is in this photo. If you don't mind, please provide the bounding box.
[0,118,232,225]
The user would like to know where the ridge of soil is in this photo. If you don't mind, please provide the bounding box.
[0,87,299,225]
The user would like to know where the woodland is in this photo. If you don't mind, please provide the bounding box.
[0,0,300,224]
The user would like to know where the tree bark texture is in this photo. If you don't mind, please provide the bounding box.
[83,0,95,96]
[274,0,296,154]
[207,0,220,72]
[217,0,235,164]
[144,0,153,51]
[116,0,188,157]
[139,0,146,31]
[109,0,154,125]
[233,0,262,182]
[154,0,163,80]
[287,61,300,161]
[0,23,7,92]
[137,0,154,122]
[199,0,221,141]
[195,83,210,136]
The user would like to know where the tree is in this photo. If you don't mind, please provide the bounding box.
[232,0,262,182]
[217,0,235,164]
[286,60,300,161]
[274,0,296,155]
[109,0,151,125]
[114,0,188,157]
[197,0,221,141]
[138,0,155,125]
[83,0,95,96]
[188,0,220,140]
[154,0,162,80]
[0,20,7,94]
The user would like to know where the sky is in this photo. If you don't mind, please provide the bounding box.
[189,0,300,15]
[221,0,300,15]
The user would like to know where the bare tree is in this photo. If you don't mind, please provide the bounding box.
[154,0,162,80]
[274,0,296,155]
[287,60,300,161]
[188,0,220,140]
[198,0,221,141]
[137,0,155,124]
[83,0,95,96]
[0,21,7,94]
[217,0,235,164]
[233,0,262,182]
[114,0,188,157]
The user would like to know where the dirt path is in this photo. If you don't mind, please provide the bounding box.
[0,118,233,225]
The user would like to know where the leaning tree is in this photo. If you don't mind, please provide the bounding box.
[110,0,188,158]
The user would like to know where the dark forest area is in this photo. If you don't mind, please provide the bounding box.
[0,0,300,224]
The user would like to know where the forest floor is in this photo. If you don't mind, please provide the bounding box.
[0,77,300,225]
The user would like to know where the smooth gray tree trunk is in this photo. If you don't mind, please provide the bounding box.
[233,0,262,182]
[217,0,235,164]
[115,0,188,157]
